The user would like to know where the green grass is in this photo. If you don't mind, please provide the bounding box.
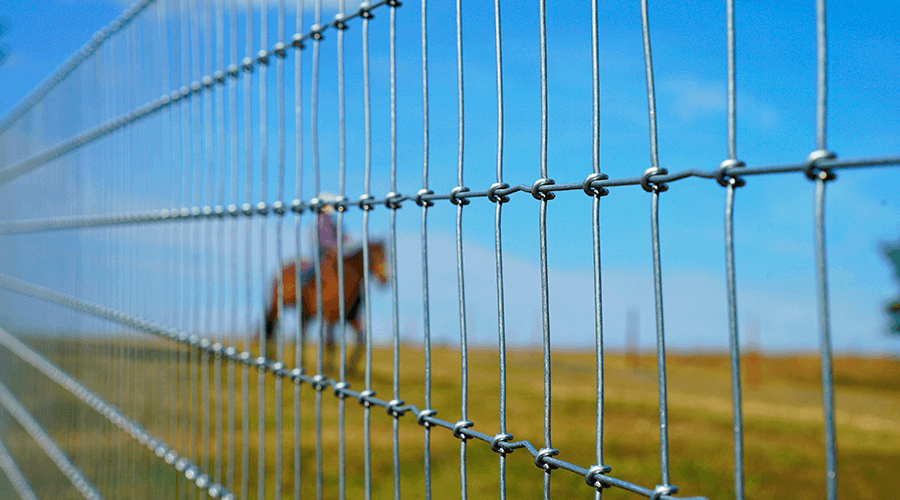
[0,338,898,499]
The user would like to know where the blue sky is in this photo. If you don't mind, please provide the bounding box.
[0,0,898,354]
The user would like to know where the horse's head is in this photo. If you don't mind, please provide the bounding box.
[369,241,390,286]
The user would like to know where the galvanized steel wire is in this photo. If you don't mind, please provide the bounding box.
[0,436,39,500]
[0,0,897,499]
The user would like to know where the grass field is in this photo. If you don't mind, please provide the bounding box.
[0,337,898,499]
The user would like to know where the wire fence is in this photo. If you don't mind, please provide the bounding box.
[0,0,897,499]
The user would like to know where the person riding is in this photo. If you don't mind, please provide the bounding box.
[313,192,352,262]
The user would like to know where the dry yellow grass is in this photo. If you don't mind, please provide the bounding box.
[1,338,898,499]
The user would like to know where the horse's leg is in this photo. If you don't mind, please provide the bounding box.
[299,318,307,371]
[347,315,365,376]
[324,323,336,373]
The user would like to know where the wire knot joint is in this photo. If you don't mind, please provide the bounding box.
[585,464,613,488]
[290,368,304,385]
[333,381,349,398]
[386,399,407,417]
[453,420,475,440]
[291,33,306,50]
[716,159,746,188]
[531,178,556,201]
[310,24,325,41]
[650,484,679,500]
[805,149,837,181]
[490,433,514,454]
[641,167,669,193]
[358,195,376,211]
[334,14,349,30]
[415,189,434,207]
[385,192,404,210]
[583,172,610,197]
[359,2,375,18]
[488,182,512,204]
[534,447,560,470]
[254,356,269,372]
[449,186,470,206]
[358,389,376,407]
[416,408,437,427]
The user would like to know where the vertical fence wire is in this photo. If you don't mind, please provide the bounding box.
[188,2,201,494]
[158,0,177,495]
[492,0,508,497]
[274,1,287,498]
[649,189,671,492]
[389,3,402,500]
[362,7,374,499]
[293,1,305,500]
[336,1,349,499]
[537,0,556,497]
[95,43,108,499]
[814,1,837,498]
[814,172,836,500]
[102,29,114,500]
[311,0,326,497]
[724,181,742,499]
[213,0,226,489]
[201,2,214,493]
[723,0,745,498]
[175,2,190,495]
[166,3,175,497]
[453,0,472,497]
[91,45,105,499]
[241,1,253,497]
[258,3,270,497]
[419,0,434,497]
[117,21,129,500]
[188,3,201,489]
[141,16,153,494]
[589,0,607,496]
[139,15,151,495]
[103,32,115,500]
[115,24,127,500]
[125,22,136,499]
[639,0,674,494]
[226,0,238,491]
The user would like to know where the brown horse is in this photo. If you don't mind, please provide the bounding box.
[264,241,389,371]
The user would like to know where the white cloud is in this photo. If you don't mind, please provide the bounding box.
[661,74,780,129]
[662,76,726,120]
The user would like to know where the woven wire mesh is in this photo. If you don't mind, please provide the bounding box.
[0,0,898,499]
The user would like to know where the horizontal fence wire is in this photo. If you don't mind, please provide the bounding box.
[0,152,896,235]
[0,273,708,500]
[0,377,102,500]
[0,436,39,500]
[0,324,234,500]
[0,0,394,187]
[0,0,157,136]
